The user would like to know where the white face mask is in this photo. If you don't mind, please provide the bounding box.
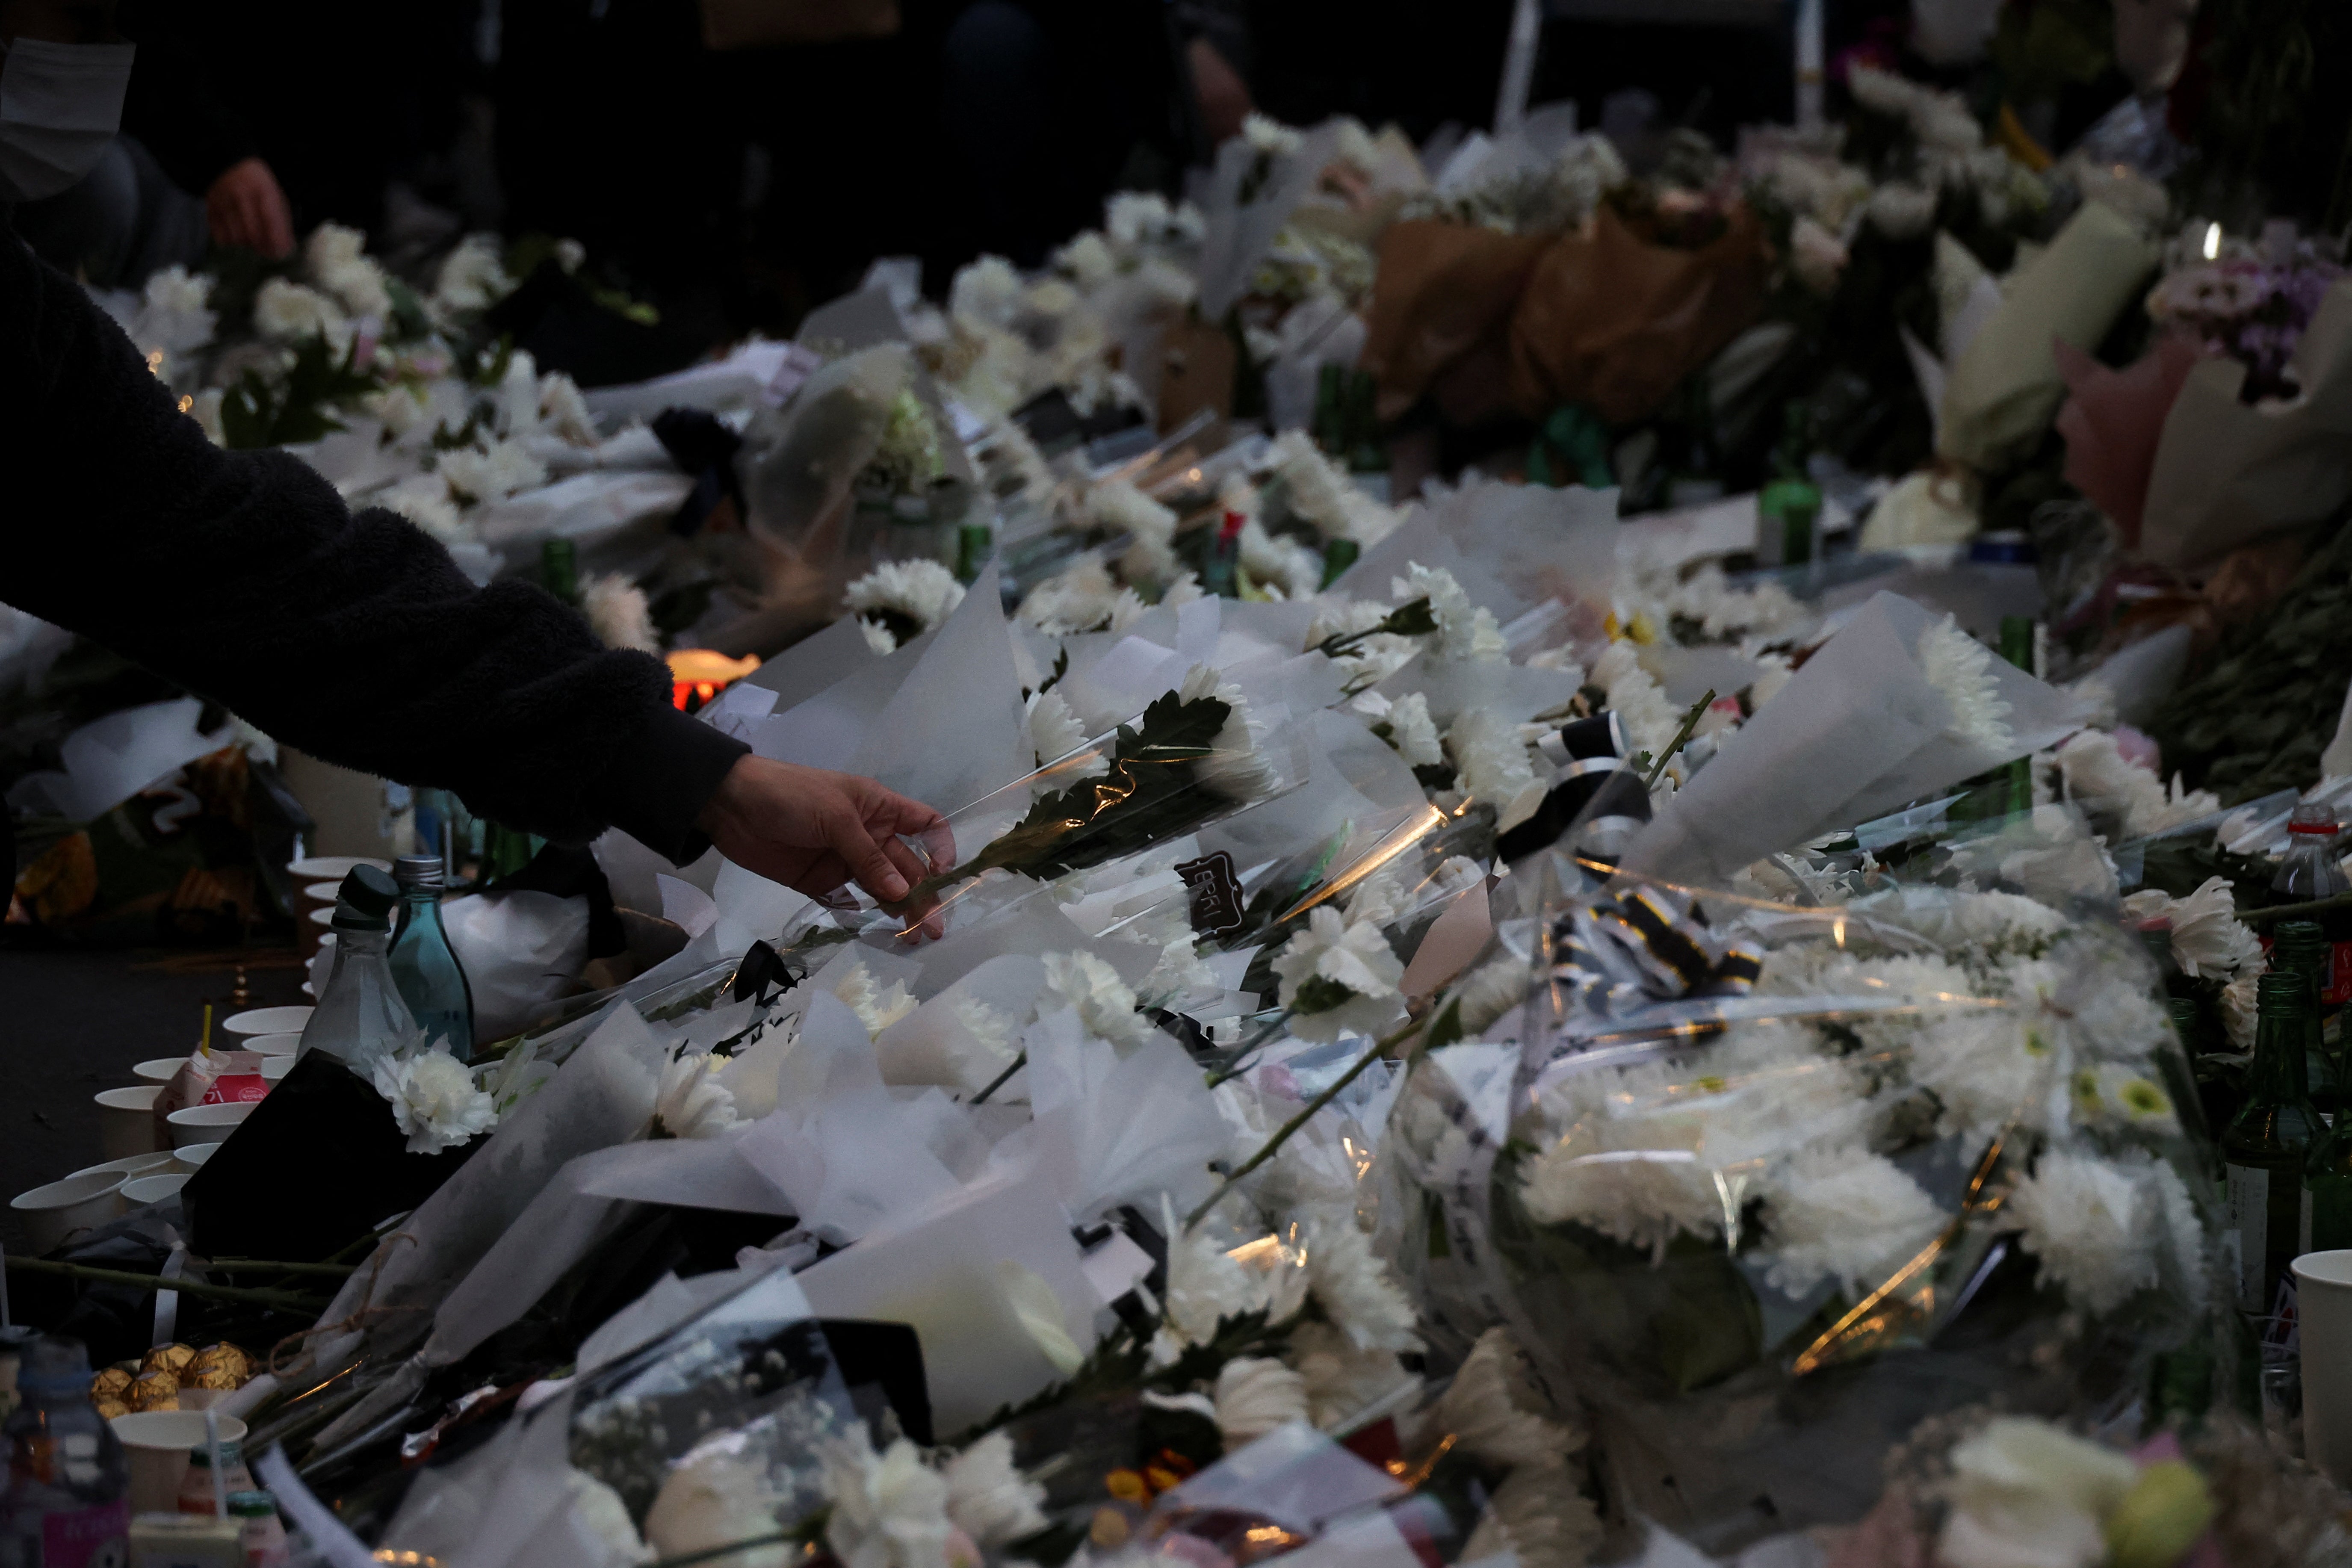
[0,37,135,203]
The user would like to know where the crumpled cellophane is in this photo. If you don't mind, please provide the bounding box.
[1389,841,2229,1560]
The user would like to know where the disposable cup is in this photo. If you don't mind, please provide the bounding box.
[244,1032,301,1057]
[65,1152,176,1185]
[165,1102,252,1150]
[11,1172,125,1252]
[2293,1249,2352,1484]
[132,1057,188,1085]
[95,1085,163,1159]
[110,1412,247,1515]
[220,1006,310,1036]
[120,1172,188,1208]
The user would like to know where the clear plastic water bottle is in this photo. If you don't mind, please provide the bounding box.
[0,1338,127,1568]
[296,866,417,1075]
[390,855,474,1055]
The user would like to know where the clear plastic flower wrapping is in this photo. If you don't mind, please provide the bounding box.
[1387,815,2232,1560]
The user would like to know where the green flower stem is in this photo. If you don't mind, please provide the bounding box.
[1185,1012,1427,1230]
[970,1051,1027,1106]
[4,1255,323,1312]
[1643,688,1716,788]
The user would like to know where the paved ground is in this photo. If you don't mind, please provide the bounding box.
[0,944,308,1254]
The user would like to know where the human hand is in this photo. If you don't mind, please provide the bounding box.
[1188,36,1251,147]
[695,755,955,938]
[206,157,293,258]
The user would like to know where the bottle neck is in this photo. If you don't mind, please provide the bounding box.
[2252,1009,2314,1103]
[334,925,393,958]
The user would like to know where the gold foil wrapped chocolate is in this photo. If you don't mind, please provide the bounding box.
[94,1398,130,1420]
[187,1344,252,1386]
[90,1367,133,1403]
[128,1369,180,1411]
[141,1344,197,1378]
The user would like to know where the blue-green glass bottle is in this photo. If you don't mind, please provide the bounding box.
[390,853,474,1054]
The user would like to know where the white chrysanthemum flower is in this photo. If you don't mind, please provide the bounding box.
[1133,904,1217,1009]
[845,559,966,650]
[566,1468,651,1565]
[2006,1150,2161,1314]
[833,960,919,1039]
[253,277,351,345]
[363,383,428,439]
[951,254,1024,328]
[940,1432,1045,1549]
[1039,950,1154,1049]
[1909,1007,2058,1143]
[2222,971,2260,1052]
[1016,557,1142,634]
[1084,477,1180,579]
[1461,1457,1606,1568]
[948,995,1019,1075]
[1446,706,1538,808]
[642,1452,775,1567]
[1918,614,2015,753]
[1868,181,1938,239]
[821,1427,954,1568]
[189,387,225,445]
[1936,1417,2136,1568]
[1177,663,1279,801]
[432,233,514,315]
[2053,729,2221,839]
[1024,687,1097,776]
[369,1045,497,1155]
[2120,877,2263,979]
[1243,112,1306,157]
[1269,430,1400,548]
[305,223,392,319]
[1272,907,1406,1042]
[1342,868,1410,932]
[539,372,599,445]
[584,573,660,653]
[131,264,216,359]
[1423,1328,1581,1470]
[2145,1156,2211,1313]
[1235,514,1325,600]
[1287,1318,1415,1430]
[1591,638,1687,771]
[2069,1061,2176,1131]
[1450,958,1529,1034]
[1052,230,1117,289]
[1213,1357,1310,1446]
[1396,563,1505,663]
[438,439,548,505]
[377,473,467,543]
[1374,690,1445,770]
[653,1051,739,1139]
[1158,1196,1273,1345]
[1757,1148,1949,1298]
[1304,1216,1420,1352]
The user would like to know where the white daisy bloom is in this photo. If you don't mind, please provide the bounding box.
[369,1045,497,1155]
[438,439,548,505]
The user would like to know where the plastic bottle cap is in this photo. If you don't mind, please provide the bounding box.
[331,864,401,931]
[225,1491,277,1518]
[2290,803,2340,835]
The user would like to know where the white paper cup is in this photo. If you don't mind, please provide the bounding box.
[165,1102,253,1149]
[132,1057,188,1085]
[65,1152,177,1185]
[2295,1249,2352,1483]
[243,1032,301,1057]
[110,1412,247,1516]
[259,1057,293,1083]
[172,1142,224,1174]
[120,1172,189,1208]
[221,1005,311,1037]
[95,1085,163,1159]
[11,1172,125,1253]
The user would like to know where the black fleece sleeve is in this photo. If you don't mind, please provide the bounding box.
[0,232,747,861]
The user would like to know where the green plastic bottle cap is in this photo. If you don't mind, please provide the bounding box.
[225,1491,277,1518]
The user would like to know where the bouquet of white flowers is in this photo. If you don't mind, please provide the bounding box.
[1389,873,2224,1560]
